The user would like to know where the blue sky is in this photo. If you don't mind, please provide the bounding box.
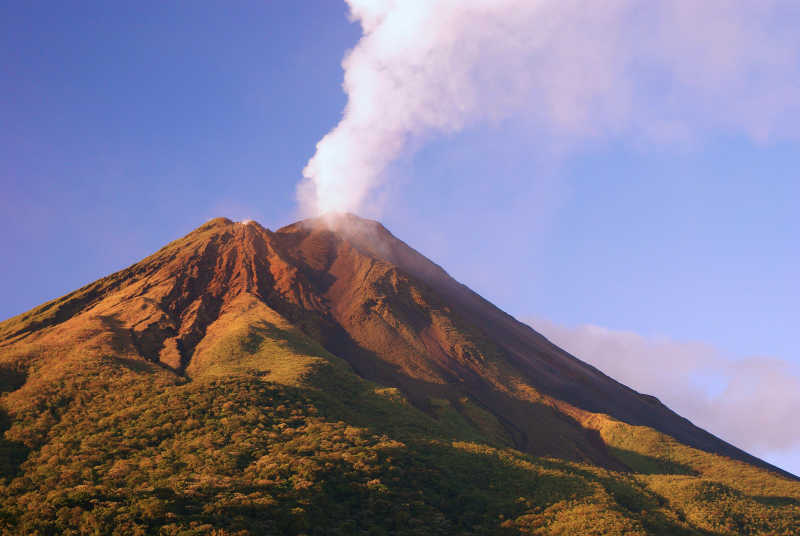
[2,1,799,474]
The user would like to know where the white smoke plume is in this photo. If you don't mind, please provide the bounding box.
[298,0,800,215]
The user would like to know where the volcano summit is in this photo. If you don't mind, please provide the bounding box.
[0,215,797,535]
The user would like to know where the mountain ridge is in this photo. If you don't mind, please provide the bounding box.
[0,214,792,477]
[0,214,798,535]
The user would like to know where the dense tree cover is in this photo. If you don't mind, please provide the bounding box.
[1,347,798,535]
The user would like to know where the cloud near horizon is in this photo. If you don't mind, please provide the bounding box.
[528,318,800,460]
[298,0,800,215]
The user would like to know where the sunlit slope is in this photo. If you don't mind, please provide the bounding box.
[0,215,797,535]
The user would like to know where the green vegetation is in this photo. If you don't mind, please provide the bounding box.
[1,309,797,535]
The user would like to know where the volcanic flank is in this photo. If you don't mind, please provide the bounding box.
[0,214,798,535]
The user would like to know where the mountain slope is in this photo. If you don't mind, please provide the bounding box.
[0,214,797,535]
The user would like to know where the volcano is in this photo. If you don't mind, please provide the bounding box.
[0,214,797,535]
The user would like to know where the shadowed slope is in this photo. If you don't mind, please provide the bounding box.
[274,214,793,478]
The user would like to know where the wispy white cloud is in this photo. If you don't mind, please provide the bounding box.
[528,318,800,465]
[299,0,800,215]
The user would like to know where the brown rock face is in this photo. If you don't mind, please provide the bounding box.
[0,214,788,476]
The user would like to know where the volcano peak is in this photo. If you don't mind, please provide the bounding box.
[0,215,796,534]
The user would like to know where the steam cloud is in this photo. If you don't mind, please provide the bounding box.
[529,318,800,460]
[298,0,800,215]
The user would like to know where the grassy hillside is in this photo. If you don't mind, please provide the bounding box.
[1,299,798,535]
